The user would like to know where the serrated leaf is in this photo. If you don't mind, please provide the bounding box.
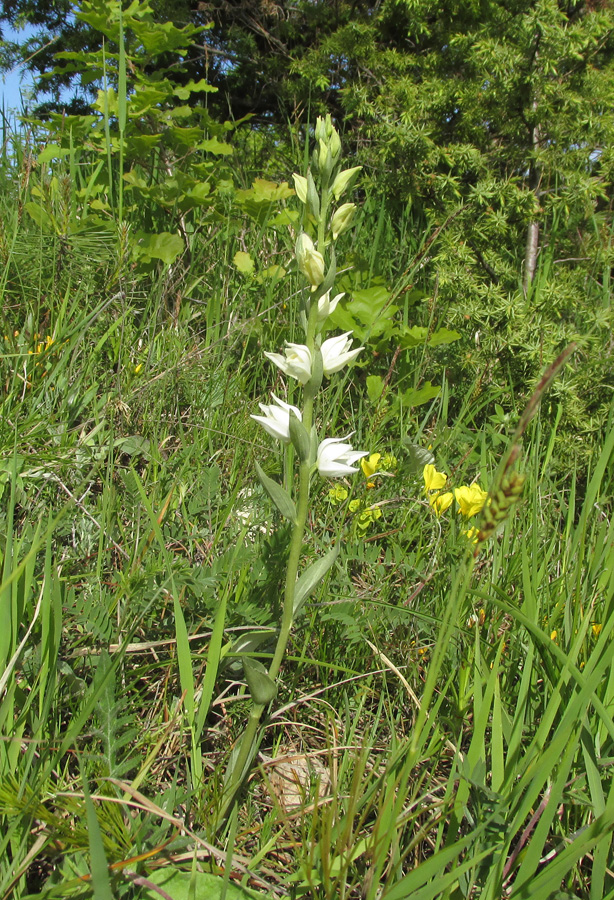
[254,462,297,523]
[173,78,217,99]
[294,544,340,616]
[399,325,429,349]
[233,251,255,275]
[428,327,462,347]
[243,657,278,705]
[366,375,384,403]
[199,136,233,155]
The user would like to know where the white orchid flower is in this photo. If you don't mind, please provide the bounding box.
[317,289,344,321]
[251,395,302,443]
[320,332,363,376]
[264,342,313,384]
[316,434,368,478]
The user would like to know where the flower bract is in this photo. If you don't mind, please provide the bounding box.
[251,394,302,443]
[264,343,313,384]
[320,332,363,376]
[316,435,368,478]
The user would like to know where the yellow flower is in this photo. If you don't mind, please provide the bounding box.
[423,464,447,493]
[134,363,143,375]
[463,526,480,543]
[432,491,454,515]
[361,453,381,479]
[550,630,557,641]
[592,623,602,637]
[454,483,488,518]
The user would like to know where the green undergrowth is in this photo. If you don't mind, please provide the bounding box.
[1,46,614,900]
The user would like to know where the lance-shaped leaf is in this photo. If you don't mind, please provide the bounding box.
[243,656,278,705]
[293,544,340,617]
[254,461,297,523]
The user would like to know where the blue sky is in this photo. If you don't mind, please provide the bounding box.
[1,23,43,113]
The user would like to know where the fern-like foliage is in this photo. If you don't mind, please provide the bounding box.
[88,651,140,781]
[66,585,115,645]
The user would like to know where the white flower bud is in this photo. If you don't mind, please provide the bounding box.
[330,203,357,240]
[331,166,362,201]
[296,232,325,290]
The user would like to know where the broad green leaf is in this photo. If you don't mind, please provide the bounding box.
[199,137,234,155]
[340,283,398,338]
[233,251,255,275]
[139,867,262,899]
[169,125,204,146]
[293,544,340,616]
[401,382,441,407]
[37,144,71,164]
[113,435,152,458]
[247,178,294,202]
[134,232,184,265]
[254,462,297,523]
[256,264,287,281]
[269,209,300,228]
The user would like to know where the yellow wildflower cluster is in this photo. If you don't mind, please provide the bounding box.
[423,464,489,540]
[326,450,396,534]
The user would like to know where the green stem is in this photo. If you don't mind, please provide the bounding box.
[218,161,333,828]
[268,447,311,682]
[219,309,320,826]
